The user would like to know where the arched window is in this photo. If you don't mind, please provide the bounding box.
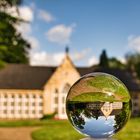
[55,88,58,93]
[62,83,71,93]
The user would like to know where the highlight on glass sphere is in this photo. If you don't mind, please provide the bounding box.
[66,72,131,139]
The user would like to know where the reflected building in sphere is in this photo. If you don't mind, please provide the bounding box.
[0,51,139,119]
[86,102,123,119]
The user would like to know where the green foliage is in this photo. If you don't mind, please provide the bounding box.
[0,60,6,68]
[0,0,22,8]
[99,50,126,69]
[40,112,57,120]
[0,0,30,65]
[99,49,109,67]
[114,102,131,131]
[125,52,140,79]
[108,57,126,69]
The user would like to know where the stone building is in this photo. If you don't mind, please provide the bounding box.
[0,53,139,119]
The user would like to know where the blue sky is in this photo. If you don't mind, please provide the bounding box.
[18,0,140,66]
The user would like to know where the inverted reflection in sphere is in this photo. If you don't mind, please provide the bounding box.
[66,73,131,139]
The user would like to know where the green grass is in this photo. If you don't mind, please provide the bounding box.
[31,118,140,140]
[70,92,128,102]
[87,74,130,100]
[115,118,140,140]
[0,118,140,140]
[0,119,47,127]
[32,120,84,140]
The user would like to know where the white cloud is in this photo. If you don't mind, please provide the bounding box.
[19,6,34,21]
[6,6,34,22]
[72,48,91,61]
[16,23,39,49]
[38,10,55,23]
[30,48,91,66]
[46,24,76,45]
[28,36,40,49]
[88,56,98,66]
[30,51,65,66]
[128,35,140,52]
[118,57,126,64]
[16,23,32,35]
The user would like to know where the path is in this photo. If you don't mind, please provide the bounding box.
[0,127,39,140]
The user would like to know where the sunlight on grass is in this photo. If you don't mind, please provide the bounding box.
[0,118,139,140]
[32,118,140,140]
[32,120,84,140]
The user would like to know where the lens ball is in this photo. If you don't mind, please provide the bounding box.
[66,73,131,139]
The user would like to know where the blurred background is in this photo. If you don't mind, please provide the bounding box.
[0,0,140,140]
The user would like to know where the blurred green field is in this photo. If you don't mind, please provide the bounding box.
[0,118,139,140]
[31,118,140,140]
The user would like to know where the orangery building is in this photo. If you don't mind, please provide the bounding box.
[0,53,139,119]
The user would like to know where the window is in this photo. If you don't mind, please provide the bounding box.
[54,107,58,113]
[62,83,71,93]
[11,102,14,106]
[25,110,28,114]
[39,102,43,106]
[62,107,65,114]
[32,110,35,114]
[5,95,7,98]
[11,110,14,114]
[134,102,138,107]
[39,110,43,114]
[4,110,7,114]
[134,95,138,99]
[62,97,65,103]
[32,102,35,106]
[55,89,58,93]
[133,110,139,114]
[4,102,7,106]
[54,96,58,104]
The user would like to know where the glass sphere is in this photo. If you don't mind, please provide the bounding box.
[66,72,131,139]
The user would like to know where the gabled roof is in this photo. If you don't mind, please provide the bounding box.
[0,64,56,89]
[0,64,140,91]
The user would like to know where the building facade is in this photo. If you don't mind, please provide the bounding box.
[0,54,139,119]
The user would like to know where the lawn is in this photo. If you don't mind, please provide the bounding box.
[31,118,140,140]
[0,118,140,140]
[32,120,84,140]
[70,92,128,102]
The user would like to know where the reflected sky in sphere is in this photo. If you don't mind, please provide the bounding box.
[77,115,115,138]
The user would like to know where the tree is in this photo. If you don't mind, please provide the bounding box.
[108,57,125,69]
[0,0,30,67]
[125,52,140,79]
[99,49,109,67]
